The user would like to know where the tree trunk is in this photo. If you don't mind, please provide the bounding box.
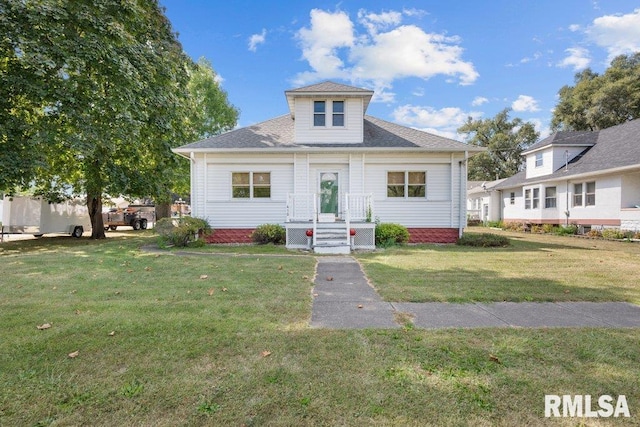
[88,193,106,239]
[155,202,171,220]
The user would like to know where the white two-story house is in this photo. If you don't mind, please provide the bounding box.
[173,81,483,252]
[495,119,640,231]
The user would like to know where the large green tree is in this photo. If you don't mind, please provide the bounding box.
[459,109,539,181]
[551,53,640,131]
[1,0,193,238]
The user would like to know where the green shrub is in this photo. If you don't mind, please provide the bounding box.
[252,224,286,244]
[601,228,634,240]
[485,220,503,228]
[456,233,510,247]
[155,216,212,247]
[503,221,525,232]
[555,225,578,236]
[587,229,602,238]
[375,223,410,247]
[542,224,555,234]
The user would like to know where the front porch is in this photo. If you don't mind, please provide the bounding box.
[285,193,375,253]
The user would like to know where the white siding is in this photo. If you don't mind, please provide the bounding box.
[363,153,463,227]
[294,98,363,144]
[525,148,554,178]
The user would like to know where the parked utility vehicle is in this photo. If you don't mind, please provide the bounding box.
[102,205,155,231]
[1,195,91,238]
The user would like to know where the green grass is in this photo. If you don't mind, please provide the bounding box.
[357,228,640,303]
[1,231,639,425]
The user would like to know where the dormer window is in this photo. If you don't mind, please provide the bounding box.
[535,152,543,167]
[332,101,344,126]
[313,101,326,126]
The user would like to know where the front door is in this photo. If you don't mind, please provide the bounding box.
[319,172,339,216]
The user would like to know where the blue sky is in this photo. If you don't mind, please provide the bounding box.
[160,0,640,141]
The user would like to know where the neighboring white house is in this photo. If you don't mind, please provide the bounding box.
[173,81,483,253]
[467,178,506,224]
[495,119,640,231]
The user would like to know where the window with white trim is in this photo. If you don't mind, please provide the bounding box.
[232,172,271,199]
[332,101,344,126]
[535,152,543,167]
[387,171,426,198]
[573,183,583,207]
[524,189,531,209]
[586,181,596,206]
[532,188,540,209]
[545,186,557,208]
[313,101,325,127]
[509,192,515,205]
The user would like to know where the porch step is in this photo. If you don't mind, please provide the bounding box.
[313,223,350,254]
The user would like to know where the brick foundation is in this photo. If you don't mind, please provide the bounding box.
[407,228,459,244]
[206,228,254,244]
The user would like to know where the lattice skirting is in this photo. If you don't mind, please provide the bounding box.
[286,223,375,249]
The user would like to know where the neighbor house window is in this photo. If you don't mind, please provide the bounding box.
[545,186,557,208]
[532,188,540,209]
[573,183,583,207]
[524,189,531,209]
[232,172,271,199]
[509,192,515,205]
[387,171,426,198]
[332,101,344,126]
[586,181,596,206]
[313,101,326,127]
[535,152,543,167]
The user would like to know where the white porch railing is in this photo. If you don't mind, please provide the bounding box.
[286,193,373,223]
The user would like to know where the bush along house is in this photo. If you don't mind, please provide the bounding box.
[173,81,483,253]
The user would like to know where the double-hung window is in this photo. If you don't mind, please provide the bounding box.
[387,171,426,198]
[509,192,515,205]
[232,172,271,199]
[585,181,596,206]
[573,183,583,207]
[545,187,557,208]
[524,189,531,209]
[332,101,344,126]
[313,101,326,127]
[532,188,540,209]
[535,152,543,167]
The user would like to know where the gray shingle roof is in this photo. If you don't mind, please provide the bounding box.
[496,118,640,189]
[523,130,598,153]
[174,114,483,153]
[285,81,374,94]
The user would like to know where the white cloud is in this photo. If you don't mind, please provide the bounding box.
[568,24,581,32]
[357,9,402,35]
[392,104,483,140]
[512,95,540,112]
[295,9,354,81]
[471,96,488,106]
[293,8,478,95]
[248,29,267,52]
[587,8,640,62]
[557,47,591,70]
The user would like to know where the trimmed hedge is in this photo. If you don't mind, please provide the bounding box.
[375,223,409,247]
[252,224,286,244]
[456,233,510,247]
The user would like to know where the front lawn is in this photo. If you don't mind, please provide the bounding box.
[357,228,640,303]
[1,232,639,425]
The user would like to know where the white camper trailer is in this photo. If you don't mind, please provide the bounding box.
[1,196,91,238]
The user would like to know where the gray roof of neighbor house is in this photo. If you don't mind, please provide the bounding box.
[173,114,484,153]
[467,178,507,196]
[496,118,640,190]
[523,130,598,153]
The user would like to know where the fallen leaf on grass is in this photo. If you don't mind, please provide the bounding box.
[302,276,309,280]
[37,323,51,330]
[564,290,570,294]
[277,265,283,270]
[357,304,363,309]
[261,350,272,358]
[208,288,215,296]
[144,266,151,271]
[222,287,228,292]
[108,331,116,336]
[127,269,133,273]
[489,354,501,364]
[68,350,79,358]
[199,275,208,280]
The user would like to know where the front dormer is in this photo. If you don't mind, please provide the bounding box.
[284,81,374,144]
[523,131,597,179]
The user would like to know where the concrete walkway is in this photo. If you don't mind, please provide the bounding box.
[310,256,640,329]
